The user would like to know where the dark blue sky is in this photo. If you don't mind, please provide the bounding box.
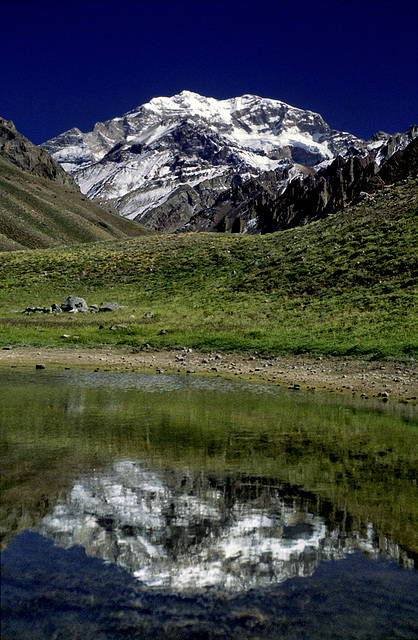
[2,0,417,145]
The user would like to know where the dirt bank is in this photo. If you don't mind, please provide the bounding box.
[1,345,417,404]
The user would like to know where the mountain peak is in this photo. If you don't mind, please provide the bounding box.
[40,92,379,231]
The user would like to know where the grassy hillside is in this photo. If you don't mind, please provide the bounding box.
[0,179,417,359]
[0,156,153,250]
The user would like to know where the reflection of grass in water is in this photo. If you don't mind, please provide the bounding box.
[1,372,417,557]
[0,441,106,550]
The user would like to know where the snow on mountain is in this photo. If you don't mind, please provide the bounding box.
[37,459,409,592]
[41,91,369,230]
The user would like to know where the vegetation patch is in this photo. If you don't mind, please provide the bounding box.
[0,180,417,359]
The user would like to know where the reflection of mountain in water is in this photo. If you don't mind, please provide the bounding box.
[37,460,413,591]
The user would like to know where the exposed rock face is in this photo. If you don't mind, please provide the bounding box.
[40,91,368,227]
[367,126,418,188]
[182,131,418,234]
[0,118,77,188]
[40,93,417,234]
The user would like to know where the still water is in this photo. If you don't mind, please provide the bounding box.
[1,368,417,639]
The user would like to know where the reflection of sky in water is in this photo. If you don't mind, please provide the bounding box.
[37,459,404,592]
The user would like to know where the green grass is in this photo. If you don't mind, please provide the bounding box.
[0,179,417,358]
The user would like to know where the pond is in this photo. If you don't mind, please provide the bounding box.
[1,368,417,639]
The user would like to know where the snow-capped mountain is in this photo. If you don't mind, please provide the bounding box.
[41,91,371,231]
[37,459,411,593]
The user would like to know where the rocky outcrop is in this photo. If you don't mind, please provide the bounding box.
[22,297,127,314]
[187,132,418,234]
[0,118,77,188]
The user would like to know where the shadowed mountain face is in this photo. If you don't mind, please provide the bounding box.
[184,129,418,234]
[1,118,76,188]
[0,118,153,250]
[41,91,417,233]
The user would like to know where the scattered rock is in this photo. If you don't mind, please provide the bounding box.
[22,298,129,314]
[355,191,374,202]
[99,302,121,312]
[143,311,154,319]
[61,296,89,313]
[110,324,129,330]
[24,306,52,314]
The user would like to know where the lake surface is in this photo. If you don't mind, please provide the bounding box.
[1,368,417,639]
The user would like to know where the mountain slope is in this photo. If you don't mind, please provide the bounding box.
[182,128,418,233]
[41,91,372,230]
[0,118,154,251]
[0,177,416,359]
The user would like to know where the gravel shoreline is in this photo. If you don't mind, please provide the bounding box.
[1,346,417,404]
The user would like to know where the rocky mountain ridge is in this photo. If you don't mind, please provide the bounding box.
[0,118,152,250]
[39,92,418,234]
[1,117,77,189]
[41,91,404,232]
[183,127,418,234]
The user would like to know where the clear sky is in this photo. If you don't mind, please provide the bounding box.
[2,0,417,145]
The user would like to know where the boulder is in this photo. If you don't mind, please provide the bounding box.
[61,296,89,313]
[99,302,120,312]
